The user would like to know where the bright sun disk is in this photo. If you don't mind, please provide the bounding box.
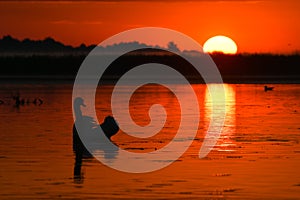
[203,35,238,54]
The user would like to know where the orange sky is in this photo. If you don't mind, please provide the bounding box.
[0,0,300,54]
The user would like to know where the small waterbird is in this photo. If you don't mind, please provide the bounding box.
[264,85,274,92]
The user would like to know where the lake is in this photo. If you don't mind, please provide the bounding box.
[1,82,300,199]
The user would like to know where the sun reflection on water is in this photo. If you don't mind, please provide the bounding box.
[204,84,236,152]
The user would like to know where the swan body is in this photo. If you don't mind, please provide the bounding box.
[72,97,119,156]
[72,97,120,181]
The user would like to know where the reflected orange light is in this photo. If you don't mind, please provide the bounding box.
[204,84,236,152]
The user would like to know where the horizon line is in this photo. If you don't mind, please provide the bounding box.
[1,35,299,56]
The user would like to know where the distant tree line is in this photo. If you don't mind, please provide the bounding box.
[0,36,300,83]
[0,35,94,55]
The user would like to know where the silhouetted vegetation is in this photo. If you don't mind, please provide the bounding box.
[0,35,95,55]
[0,55,85,76]
[0,36,300,83]
[210,53,300,83]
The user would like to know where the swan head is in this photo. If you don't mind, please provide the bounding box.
[74,97,86,107]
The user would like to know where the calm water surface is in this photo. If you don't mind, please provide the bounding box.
[1,83,300,199]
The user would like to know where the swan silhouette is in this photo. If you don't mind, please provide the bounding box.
[73,97,120,183]
[264,85,274,92]
[73,97,119,145]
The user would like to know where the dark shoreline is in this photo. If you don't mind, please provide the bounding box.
[0,52,300,85]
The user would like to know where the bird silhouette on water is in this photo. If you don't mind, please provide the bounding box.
[12,95,24,107]
[33,98,43,105]
[264,85,274,92]
[12,94,43,107]
[72,97,119,183]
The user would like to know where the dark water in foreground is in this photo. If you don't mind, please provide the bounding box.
[1,83,300,199]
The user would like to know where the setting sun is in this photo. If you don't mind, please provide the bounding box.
[203,36,238,54]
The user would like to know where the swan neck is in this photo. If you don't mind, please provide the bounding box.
[74,104,83,120]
